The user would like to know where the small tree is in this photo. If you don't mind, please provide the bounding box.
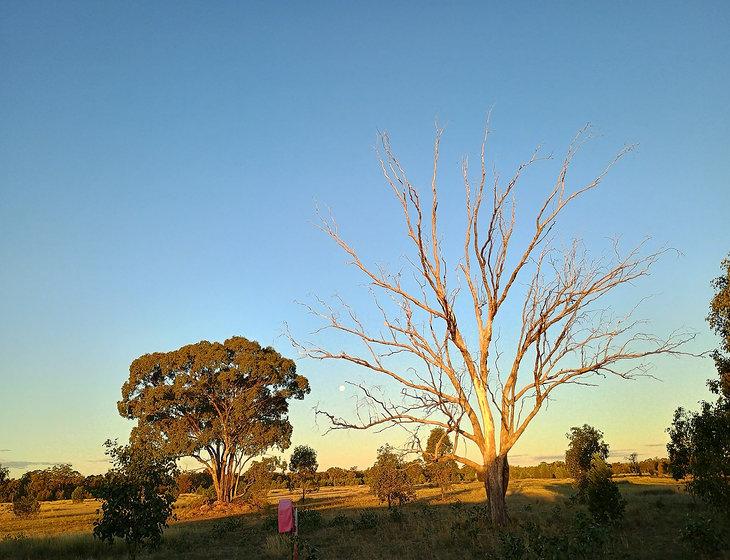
[668,254,730,517]
[460,464,478,483]
[0,464,10,502]
[12,494,40,518]
[423,428,458,498]
[93,440,177,560]
[71,486,86,503]
[368,444,415,508]
[403,459,426,485]
[118,337,310,503]
[626,452,641,476]
[237,457,279,509]
[565,425,609,500]
[585,454,626,523]
[289,445,318,500]
[423,427,454,461]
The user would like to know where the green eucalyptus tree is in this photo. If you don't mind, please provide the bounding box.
[118,336,310,503]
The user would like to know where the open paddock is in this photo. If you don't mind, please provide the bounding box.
[0,477,725,559]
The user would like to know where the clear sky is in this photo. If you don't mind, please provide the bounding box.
[1,1,728,477]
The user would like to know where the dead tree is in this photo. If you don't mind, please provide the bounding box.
[295,124,691,525]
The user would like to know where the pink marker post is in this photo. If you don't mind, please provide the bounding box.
[277,499,298,559]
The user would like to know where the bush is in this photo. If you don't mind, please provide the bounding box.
[195,485,216,503]
[571,511,611,551]
[355,510,378,529]
[71,486,86,503]
[298,509,323,531]
[368,444,416,508]
[668,255,730,516]
[679,514,725,557]
[498,531,527,560]
[210,517,246,538]
[93,441,177,560]
[329,514,350,527]
[507,513,614,560]
[237,458,277,509]
[388,507,404,523]
[565,425,610,501]
[12,494,40,518]
[584,455,625,523]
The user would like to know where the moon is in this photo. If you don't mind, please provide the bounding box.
[338,385,346,392]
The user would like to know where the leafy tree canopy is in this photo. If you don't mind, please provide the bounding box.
[565,424,609,499]
[368,444,415,508]
[93,440,177,560]
[289,445,319,499]
[423,428,453,462]
[709,255,730,397]
[585,454,626,523]
[118,336,310,503]
[289,445,318,473]
[668,255,730,517]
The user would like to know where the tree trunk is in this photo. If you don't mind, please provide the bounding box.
[484,455,509,526]
[211,467,233,503]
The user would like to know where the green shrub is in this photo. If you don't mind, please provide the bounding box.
[354,510,378,529]
[388,507,404,523]
[210,517,245,537]
[585,454,625,523]
[194,485,216,503]
[12,494,40,518]
[571,511,611,551]
[93,441,177,560]
[263,514,279,532]
[294,537,321,560]
[565,425,610,501]
[498,531,527,560]
[329,514,350,527]
[238,457,278,509]
[298,509,323,531]
[637,487,674,496]
[679,514,725,557]
[71,486,86,503]
[368,444,415,508]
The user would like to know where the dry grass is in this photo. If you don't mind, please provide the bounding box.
[0,499,101,537]
[0,478,726,559]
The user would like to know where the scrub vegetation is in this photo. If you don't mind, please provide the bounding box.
[0,477,727,560]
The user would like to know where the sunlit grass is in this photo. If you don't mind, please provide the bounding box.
[0,478,725,559]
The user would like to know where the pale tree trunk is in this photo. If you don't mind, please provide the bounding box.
[211,464,223,502]
[211,463,234,503]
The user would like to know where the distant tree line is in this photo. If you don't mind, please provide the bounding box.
[0,453,672,507]
[0,464,100,504]
[510,456,671,480]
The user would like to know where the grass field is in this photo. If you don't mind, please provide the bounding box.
[0,477,727,559]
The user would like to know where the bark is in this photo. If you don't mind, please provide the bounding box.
[501,455,510,498]
[484,455,509,525]
[211,467,235,503]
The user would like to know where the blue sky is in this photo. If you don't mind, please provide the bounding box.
[1,1,728,476]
